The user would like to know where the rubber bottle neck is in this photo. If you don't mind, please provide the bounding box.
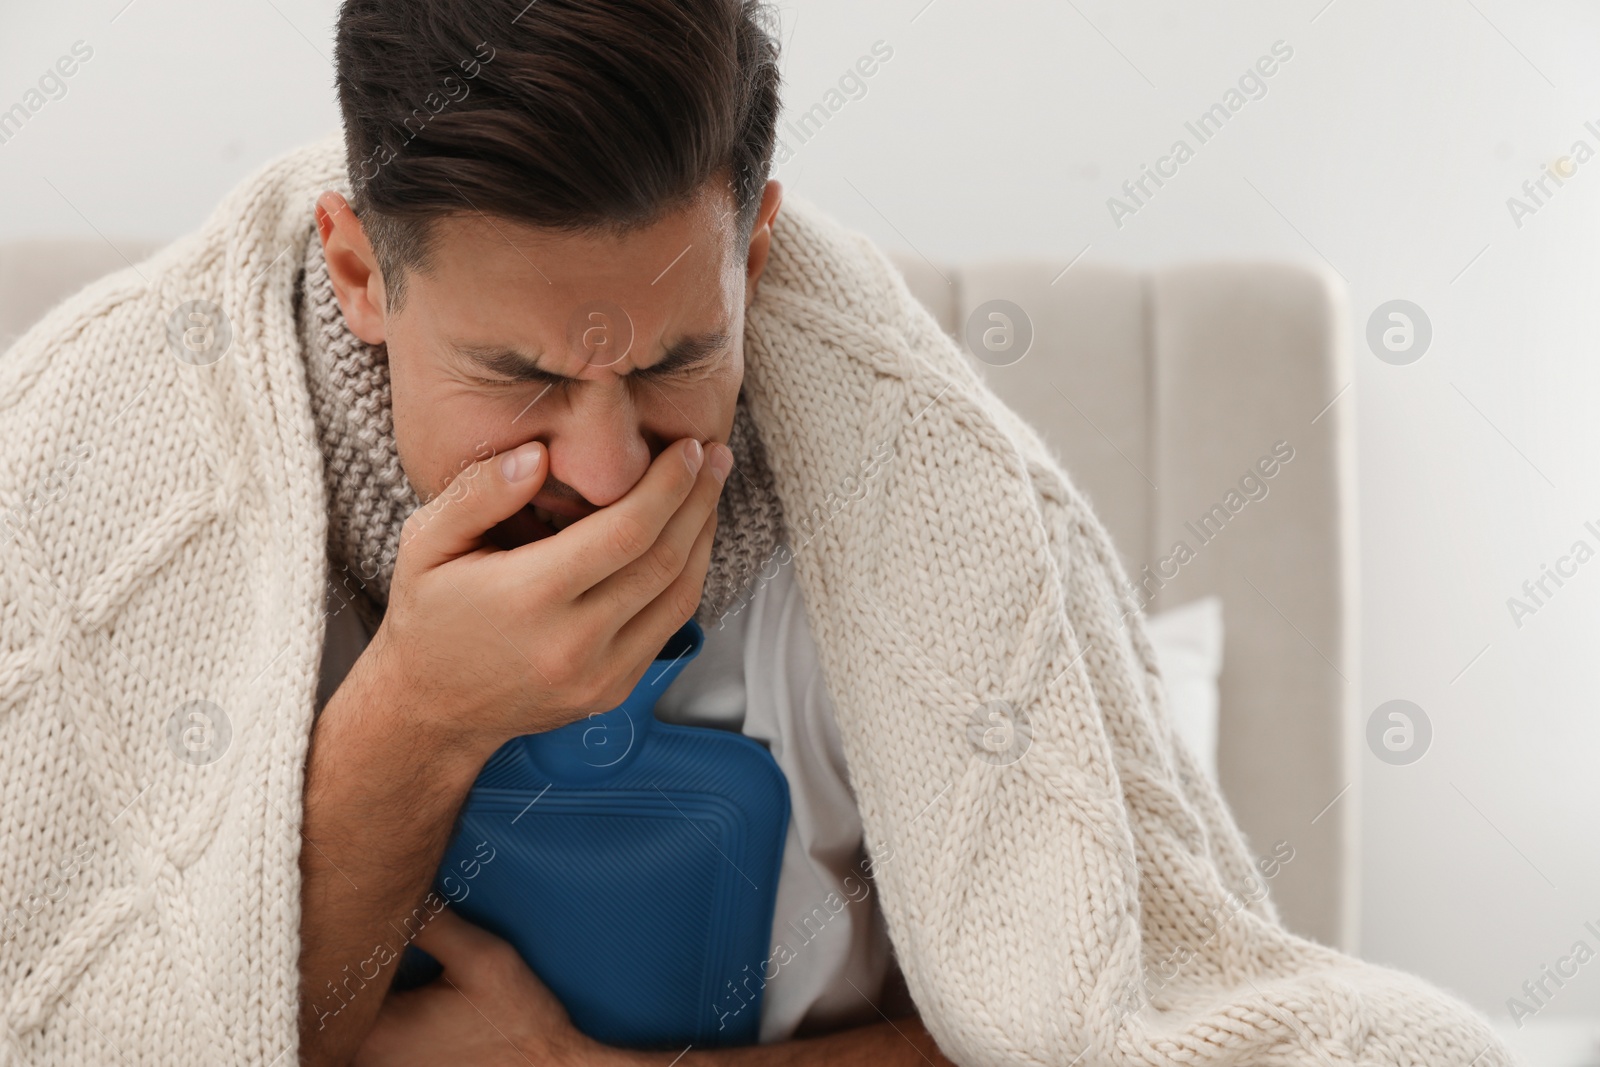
[519,618,705,782]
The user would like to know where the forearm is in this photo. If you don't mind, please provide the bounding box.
[297,642,487,1066]
[602,1014,955,1067]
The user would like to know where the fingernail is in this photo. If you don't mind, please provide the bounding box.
[500,442,541,482]
[710,443,732,484]
[684,438,704,474]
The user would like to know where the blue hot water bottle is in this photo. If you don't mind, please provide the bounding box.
[395,618,791,1049]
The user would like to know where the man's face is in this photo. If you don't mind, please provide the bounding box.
[316,178,783,548]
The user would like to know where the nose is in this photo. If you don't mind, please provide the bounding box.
[545,383,654,509]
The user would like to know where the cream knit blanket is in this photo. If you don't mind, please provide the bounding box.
[0,130,1517,1066]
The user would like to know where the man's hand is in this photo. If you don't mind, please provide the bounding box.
[372,435,733,764]
[354,910,958,1067]
[352,907,605,1067]
[298,436,733,1067]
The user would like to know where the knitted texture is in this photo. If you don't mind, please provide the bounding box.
[291,219,786,634]
[0,131,1519,1066]
[292,219,417,634]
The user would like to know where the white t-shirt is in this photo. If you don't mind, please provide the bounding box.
[315,551,893,1044]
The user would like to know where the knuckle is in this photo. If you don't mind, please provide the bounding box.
[608,513,651,560]
[672,586,701,625]
[588,679,625,715]
[646,537,685,585]
[575,673,617,716]
[545,639,585,686]
[542,656,576,692]
[524,560,574,604]
[548,628,597,689]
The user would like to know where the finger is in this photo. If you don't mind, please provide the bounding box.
[400,442,547,572]
[611,500,719,667]
[410,906,507,975]
[586,440,729,625]
[508,436,704,593]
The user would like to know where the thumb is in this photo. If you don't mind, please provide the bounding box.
[401,441,546,571]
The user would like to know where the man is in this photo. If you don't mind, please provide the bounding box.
[298,0,935,1061]
[0,0,1520,1064]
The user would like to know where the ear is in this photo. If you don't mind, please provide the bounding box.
[742,180,784,308]
[314,190,388,346]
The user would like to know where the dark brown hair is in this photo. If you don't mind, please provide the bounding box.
[333,0,782,311]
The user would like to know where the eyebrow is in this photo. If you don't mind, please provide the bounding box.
[451,330,730,385]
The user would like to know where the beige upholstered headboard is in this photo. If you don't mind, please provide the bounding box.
[0,238,1359,953]
[889,252,1359,953]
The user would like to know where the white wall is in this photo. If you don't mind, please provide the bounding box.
[3,0,1598,1025]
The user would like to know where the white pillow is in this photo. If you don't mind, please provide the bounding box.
[1143,596,1224,784]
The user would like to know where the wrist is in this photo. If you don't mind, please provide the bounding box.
[334,629,498,795]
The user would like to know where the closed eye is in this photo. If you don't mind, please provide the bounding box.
[452,330,728,386]
[475,373,561,388]
[638,333,728,380]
